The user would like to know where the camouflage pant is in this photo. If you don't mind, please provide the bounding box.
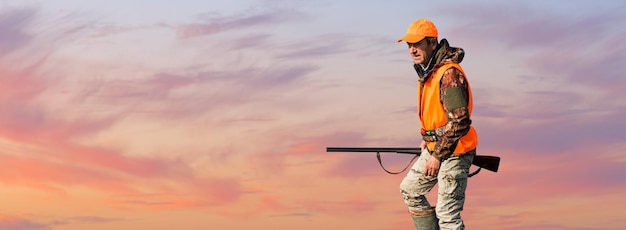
[399,148,474,230]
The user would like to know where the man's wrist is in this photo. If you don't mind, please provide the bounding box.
[432,153,442,161]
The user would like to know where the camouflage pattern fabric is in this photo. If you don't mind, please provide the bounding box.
[417,39,472,161]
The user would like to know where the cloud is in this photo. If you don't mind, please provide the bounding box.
[0,214,48,230]
[173,7,307,39]
[0,7,37,54]
[0,138,252,209]
[1,1,623,230]
[302,197,383,216]
[325,152,418,178]
[443,2,618,48]
[277,34,352,59]
[0,3,330,216]
[45,215,127,228]
[66,216,126,224]
[492,3,622,92]
[475,102,626,155]
[0,6,255,211]
[441,1,626,88]
[428,1,626,160]
[71,63,319,123]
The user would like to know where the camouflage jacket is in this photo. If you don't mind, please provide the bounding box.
[414,39,472,161]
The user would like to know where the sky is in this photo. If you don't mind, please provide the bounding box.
[1,0,625,229]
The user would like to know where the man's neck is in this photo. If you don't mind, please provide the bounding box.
[421,54,434,71]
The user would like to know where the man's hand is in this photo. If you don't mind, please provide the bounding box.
[424,156,441,177]
[421,141,441,176]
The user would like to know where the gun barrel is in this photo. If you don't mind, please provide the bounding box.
[327,147,500,173]
[326,147,421,153]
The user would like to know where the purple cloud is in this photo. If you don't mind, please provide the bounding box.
[425,1,626,162]
[174,7,307,39]
[0,214,48,230]
[277,35,352,59]
[0,7,36,53]
[441,1,626,89]
[67,216,126,224]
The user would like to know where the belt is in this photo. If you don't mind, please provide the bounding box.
[420,126,445,137]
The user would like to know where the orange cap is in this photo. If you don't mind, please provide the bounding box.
[397,18,438,43]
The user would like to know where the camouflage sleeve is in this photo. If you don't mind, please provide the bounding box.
[432,67,471,161]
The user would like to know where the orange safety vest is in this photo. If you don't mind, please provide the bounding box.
[418,63,477,154]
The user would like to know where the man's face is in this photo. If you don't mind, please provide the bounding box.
[407,39,436,65]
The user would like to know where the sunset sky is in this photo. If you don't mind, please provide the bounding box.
[1,0,625,229]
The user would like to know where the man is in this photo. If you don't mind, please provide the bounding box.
[397,18,478,230]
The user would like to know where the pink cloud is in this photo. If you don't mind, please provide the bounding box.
[0,135,252,210]
[0,5,292,215]
[107,185,244,211]
[257,195,291,212]
[0,64,248,213]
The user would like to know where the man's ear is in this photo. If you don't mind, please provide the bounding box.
[430,38,438,51]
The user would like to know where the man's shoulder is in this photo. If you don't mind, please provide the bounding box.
[440,65,467,88]
[434,62,462,74]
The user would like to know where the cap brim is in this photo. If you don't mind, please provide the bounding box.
[397,35,426,43]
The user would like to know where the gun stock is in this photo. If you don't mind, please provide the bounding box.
[327,147,500,173]
[472,155,500,172]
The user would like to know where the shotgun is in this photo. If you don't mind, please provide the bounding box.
[327,147,500,176]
